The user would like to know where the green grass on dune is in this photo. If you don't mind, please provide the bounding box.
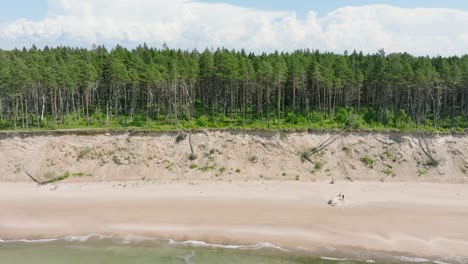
[1,108,467,133]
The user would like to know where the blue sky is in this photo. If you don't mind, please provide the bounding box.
[0,1,47,22]
[1,0,468,55]
[3,0,468,22]
[202,0,468,17]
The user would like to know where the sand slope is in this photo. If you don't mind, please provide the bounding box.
[0,130,467,183]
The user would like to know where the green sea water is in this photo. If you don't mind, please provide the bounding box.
[0,237,459,264]
[0,240,331,264]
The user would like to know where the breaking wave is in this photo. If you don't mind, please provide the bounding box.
[168,239,288,251]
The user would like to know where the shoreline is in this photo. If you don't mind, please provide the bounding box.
[1,181,468,259]
[0,234,462,264]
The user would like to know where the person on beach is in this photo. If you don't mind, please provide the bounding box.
[338,193,345,201]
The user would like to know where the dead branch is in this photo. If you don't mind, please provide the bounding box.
[24,170,42,184]
[276,141,303,158]
[274,128,347,164]
[310,129,346,155]
[23,170,56,185]
[188,131,195,155]
[301,129,347,163]
[416,132,438,165]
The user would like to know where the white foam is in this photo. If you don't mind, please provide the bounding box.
[441,256,468,264]
[365,260,376,263]
[321,256,349,261]
[0,234,112,244]
[120,234,156,244]
[0,238,58,243]
[433,261,451,264]
[64,235,92,242]
[399,256,431,262]
[168,240,288,252]
[64,234,112,242]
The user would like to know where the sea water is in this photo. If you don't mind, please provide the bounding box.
[0,238,319,264]
[0,236,464,264]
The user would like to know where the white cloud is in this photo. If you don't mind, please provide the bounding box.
[1,1,468,56]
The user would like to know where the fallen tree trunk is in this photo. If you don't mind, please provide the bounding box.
[24,170,43,184]
[301,129,347,163]
[416,132,439,166]
[23,170,61,185]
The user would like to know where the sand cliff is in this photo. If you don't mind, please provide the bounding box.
[1,130,467,183]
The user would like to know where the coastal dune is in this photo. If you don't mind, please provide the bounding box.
[0,130,467,183]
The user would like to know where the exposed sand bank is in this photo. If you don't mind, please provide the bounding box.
[0,130,467,183]
[1,181,467,258]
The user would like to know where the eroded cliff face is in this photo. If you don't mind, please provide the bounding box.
[1,130,467,183]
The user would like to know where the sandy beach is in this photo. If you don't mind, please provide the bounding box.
[1,180,467,259]
[2,131,468,260]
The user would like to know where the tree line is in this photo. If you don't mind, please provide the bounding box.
[0,45,467,130]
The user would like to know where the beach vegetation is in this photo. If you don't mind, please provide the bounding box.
[417,169,428,176]
[165,162,174,171]
[200,164,215,172]
[52,171,70,182]
[77,147,92,160]
[43,171,94,183]
[381,168,396,177]
[314,161,323,170]
[425,159,440,167]
[360,155,375,168]
[72,172,92,177]
[382,150,398,162]
[188,153,197,160]
[342,146,351,155]
[248,155,258,163]
[175,133,186,143]
[42,171,55,180]
[14,164,21,174]
[112,156,123,165]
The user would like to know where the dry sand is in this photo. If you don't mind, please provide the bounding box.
[1,181,467,258]
[0,130,467,183]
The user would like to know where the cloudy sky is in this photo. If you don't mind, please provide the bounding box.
[1,0,468,55]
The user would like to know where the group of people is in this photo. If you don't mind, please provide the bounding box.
[327,193,345,206]
[338,193,345,200]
